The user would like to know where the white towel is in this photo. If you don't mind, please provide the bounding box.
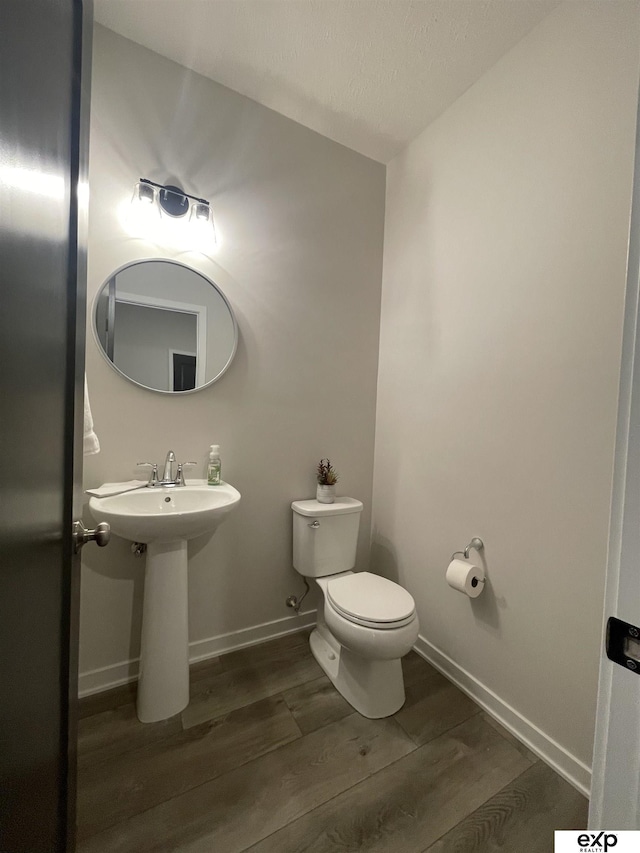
[83,374,100,456]
[85,480,148,498]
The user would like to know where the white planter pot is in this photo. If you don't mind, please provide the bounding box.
[316,484,336,504]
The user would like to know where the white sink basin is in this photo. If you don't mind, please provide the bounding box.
[89,482,241,543]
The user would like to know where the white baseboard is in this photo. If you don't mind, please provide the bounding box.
[78,609,318,698]
[414,634,591,798]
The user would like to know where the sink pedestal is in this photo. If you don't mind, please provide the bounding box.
[88,481,241,724]
[137,540,190,723]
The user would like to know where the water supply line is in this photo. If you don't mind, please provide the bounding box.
[286,578,310,613]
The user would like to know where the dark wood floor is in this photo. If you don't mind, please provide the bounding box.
[76,630,587,852]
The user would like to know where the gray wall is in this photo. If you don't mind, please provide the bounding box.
[373,0,640,783]
[81,25,385,689]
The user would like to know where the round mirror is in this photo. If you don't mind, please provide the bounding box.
[93,259,238,394]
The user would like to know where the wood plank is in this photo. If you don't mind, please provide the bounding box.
[76,713,416,853]
[78,682,137,719]
[245,714,532,853]
[423,760,588,852]
[401,650,443,688]
[394,665,481,746]
[182,643,323,729]
[77,695,301,840]
[218,629,312,673]
[282,675,352,735]
[77,704,182,768]
[480,713,539,764]
[188,654,223,686]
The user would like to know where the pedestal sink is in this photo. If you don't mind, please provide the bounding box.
[89,482,240,723]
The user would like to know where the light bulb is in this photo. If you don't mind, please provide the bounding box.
[189,202,217,251]
[127,181,160,237]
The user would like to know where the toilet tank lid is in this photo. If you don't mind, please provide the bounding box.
[291,497,363,517]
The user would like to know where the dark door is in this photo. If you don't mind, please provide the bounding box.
[0,1,91,850]
[173,353,197,391]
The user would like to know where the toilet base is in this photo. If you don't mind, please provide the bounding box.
[309,626,406,719]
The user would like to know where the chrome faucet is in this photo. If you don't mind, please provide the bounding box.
[162,450,176,483]
[137,451,197,487]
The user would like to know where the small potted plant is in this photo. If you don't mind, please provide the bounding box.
[316,458,338,504]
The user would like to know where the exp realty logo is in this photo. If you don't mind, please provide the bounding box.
[556,830,640,851]
[576,833,618,852]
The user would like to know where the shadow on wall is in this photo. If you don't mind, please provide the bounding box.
[465,546,502,638]
[81,502,144,664]
[370,533,400,583]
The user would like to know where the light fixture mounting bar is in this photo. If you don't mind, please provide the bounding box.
[139,178,209,207]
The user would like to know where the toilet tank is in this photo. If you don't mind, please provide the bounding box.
[292,497,363,578]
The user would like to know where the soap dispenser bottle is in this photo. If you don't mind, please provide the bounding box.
[207,445,221,485]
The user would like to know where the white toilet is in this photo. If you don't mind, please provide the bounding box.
[292,497,419,718]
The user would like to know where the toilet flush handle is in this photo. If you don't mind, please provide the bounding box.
[308,520,320,529]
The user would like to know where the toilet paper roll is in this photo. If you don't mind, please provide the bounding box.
[445,558,485,598]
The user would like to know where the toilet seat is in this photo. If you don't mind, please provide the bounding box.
[326,572,416,630]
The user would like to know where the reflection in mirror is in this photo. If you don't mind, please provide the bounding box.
[93,260,237,393]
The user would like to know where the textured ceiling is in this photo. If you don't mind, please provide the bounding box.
[94,0,560,163]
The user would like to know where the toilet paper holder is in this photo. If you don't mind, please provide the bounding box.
[450,537,485,562]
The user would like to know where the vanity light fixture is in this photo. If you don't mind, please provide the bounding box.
[129,178,216,248]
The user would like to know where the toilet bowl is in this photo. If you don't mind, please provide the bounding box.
[292,497,419,718]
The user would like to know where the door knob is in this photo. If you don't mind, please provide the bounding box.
[73,520,111,554]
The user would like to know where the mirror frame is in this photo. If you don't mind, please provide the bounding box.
[92,258,238,395]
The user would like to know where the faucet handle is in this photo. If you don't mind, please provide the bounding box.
[176,462,197,486]
[137,462,158,487]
